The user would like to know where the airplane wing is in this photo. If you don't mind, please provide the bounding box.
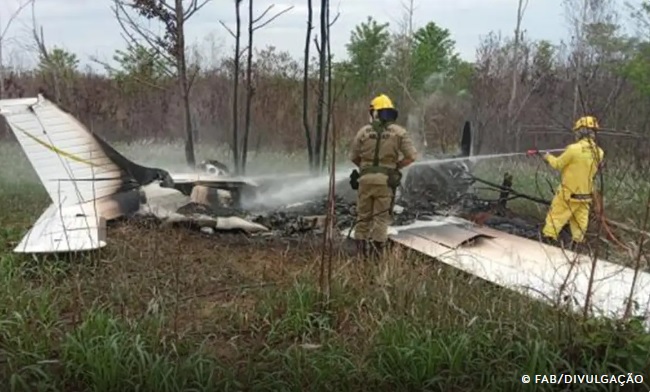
[343,217,650,330]
[14,203,107,253]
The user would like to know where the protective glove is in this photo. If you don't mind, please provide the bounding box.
[397,158,414,169]
[349,169,360,191]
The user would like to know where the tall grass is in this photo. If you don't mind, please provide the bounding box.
[1,244,649,391]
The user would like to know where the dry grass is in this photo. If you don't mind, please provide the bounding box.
[1,142,650,391]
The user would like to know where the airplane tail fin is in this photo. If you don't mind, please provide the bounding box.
[460,120,472,158]
[0,94,169,207]
[0,95,170,253]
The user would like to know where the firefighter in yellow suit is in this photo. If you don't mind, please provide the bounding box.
[348,94,418,258]
[539,115,604,246]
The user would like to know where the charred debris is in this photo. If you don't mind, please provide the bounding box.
[131,156,544,242]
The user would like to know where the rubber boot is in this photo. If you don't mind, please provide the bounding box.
[539,232,560,247]
[537,230,562,248]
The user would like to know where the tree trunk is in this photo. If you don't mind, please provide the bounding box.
[242,0,254,175]
[314,0,328,173]
[0,38,4,99]
[232,0,242,174]
[303,0,314,171]
[175,0,195,167]
[321,2,332,171]
[572,0,589,120]
[507,0,524,152]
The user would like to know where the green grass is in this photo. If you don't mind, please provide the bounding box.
[1,141,649,391]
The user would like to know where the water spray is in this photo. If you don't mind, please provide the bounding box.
[409,148,565,168]
[243,147,567,209]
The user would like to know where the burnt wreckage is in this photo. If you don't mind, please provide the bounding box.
[243,121,541,241]
[0,95,566,244]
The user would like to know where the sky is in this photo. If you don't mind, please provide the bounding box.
[0,0,644,72]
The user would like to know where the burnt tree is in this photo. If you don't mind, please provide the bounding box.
[241,3,293,174]
[113,0,211,167]
[233,0,243,174]
[302,0,314,171]
[313,0,328,173]
[320,6,341,171]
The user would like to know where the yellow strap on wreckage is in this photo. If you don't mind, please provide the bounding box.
[12,123,98,167]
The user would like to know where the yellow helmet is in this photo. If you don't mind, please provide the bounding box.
[572,115,599,131]
[369,94,394,111]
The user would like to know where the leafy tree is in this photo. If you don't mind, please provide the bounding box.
[340,16,390,98]
[624,41,650,96]
[37,47,78,81]
[584,22,636,66]
[624,2,650,97]
[410,22,459,92]
[110,44,171,91]
[446,58,474,95]
[531,40,556,78]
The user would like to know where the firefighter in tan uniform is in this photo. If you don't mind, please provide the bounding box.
[349,94,418,258]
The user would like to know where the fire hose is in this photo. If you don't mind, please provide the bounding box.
[471,176,638,251]
[344,147,648,248]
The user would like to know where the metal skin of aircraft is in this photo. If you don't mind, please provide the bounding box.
[0,95,266,254]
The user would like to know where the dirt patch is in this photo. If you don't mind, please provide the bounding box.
[60,219,334,355]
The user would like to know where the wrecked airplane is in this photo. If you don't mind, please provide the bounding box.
[2,95,650,331]
[0,95,267,253]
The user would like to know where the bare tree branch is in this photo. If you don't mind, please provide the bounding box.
[329,12,340,27]
[218,20,237,38]
[314,36,320,55]
[0,0,32,39]
[30,0,62,103]
[513,73,546,123]
[507,0,526,139]
[110,0,211,167]
[0,0,34,98]
[185,66,200,91]
[253,5,294,31]
[252,4,274,24]
[184,0,212,19]
[112,1,176,70]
